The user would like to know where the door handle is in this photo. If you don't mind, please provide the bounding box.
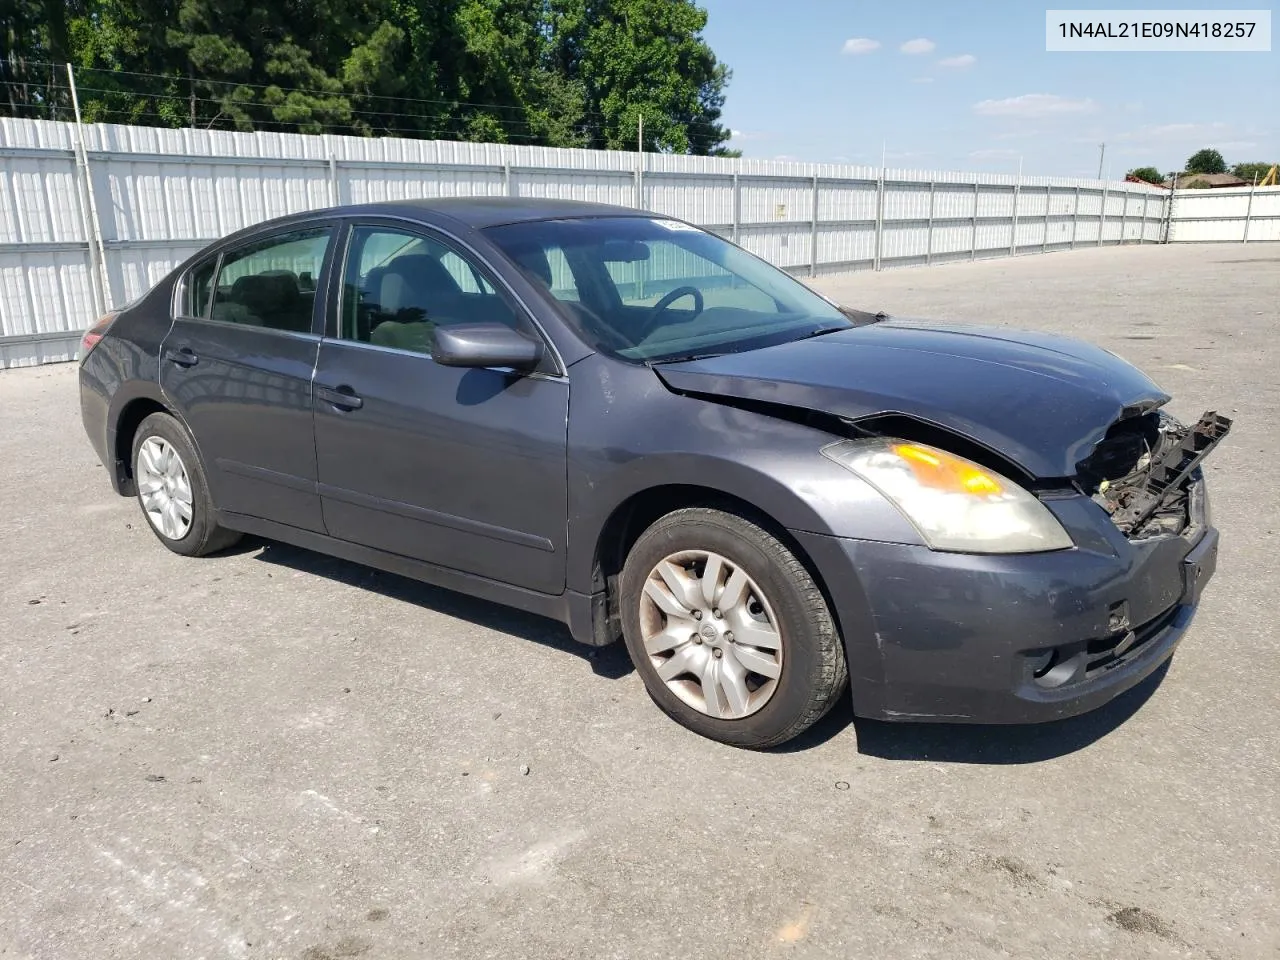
[164,347,199,368]
[317,384,364,411]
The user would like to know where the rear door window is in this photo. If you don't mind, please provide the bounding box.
[209,228,332,333]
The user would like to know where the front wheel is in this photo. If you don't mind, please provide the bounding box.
[619,508,848,749]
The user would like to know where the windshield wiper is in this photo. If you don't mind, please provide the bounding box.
[650,351,726,365]
[838,306,889,326]
[793,325,852,341]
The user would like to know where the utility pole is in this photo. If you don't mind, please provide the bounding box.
[66,63,111,315]
[635,113,644,210]
[1097,142,1106,179]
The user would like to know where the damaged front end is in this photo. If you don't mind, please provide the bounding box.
[1076,410,1232,539]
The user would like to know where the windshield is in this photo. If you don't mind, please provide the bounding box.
[484,217,850,362]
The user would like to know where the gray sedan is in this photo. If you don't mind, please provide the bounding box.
[78,198,1228,748]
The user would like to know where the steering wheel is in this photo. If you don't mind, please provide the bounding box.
[637,286,704,341]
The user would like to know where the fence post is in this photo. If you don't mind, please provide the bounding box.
[926,179,936,265]
[810,174,819,278]
[970,181,979,261]
[1009,174,1020,257]
[1243,181,1256,243]
[1119,188,1129,245]
[1071,185,1080,249]
[503,161,512,197]
[66,63,111,315]
[1098,181,1108,246]
[327,154,339,207]
[873,167,885,271]
[1163,176,1178,243]
[732,169,741,243]
[1042,184,1051,252]
[634,144,644,209]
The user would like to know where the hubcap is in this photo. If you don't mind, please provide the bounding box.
[638,550,783,719]
[137,436,193,540]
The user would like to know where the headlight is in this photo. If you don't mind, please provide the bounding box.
[822,438,1073,554]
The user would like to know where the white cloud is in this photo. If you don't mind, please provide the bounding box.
[938,54,976,68]
[994,130,1037,141]
[911,76,935,84]
[973,94,1098,117]
[969,148,1021,160]
[842,37,880,55]
[1114,122,1230,142]
[900,38,936,54]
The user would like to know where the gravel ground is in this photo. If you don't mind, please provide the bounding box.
[1,242,1277,960]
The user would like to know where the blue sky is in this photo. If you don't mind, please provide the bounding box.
[700,0,1277,177]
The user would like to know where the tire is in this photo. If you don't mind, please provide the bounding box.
[131,411,241,557]
[619,507,848,749]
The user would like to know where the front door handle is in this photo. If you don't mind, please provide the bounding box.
[164,347,199,368]
[316,384,364,411]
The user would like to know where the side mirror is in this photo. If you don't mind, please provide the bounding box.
[431,323,544,371]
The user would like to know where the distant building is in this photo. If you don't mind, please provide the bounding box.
[1165,173,1249,189]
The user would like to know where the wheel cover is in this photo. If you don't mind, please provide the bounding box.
[638,550,784,719]
[136,436,194,541]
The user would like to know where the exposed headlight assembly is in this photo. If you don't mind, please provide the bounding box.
[822,438,1073,554]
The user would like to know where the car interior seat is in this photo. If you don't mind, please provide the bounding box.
[369,254,467,353]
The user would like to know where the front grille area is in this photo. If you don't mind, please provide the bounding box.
[1027,603,1181,690]
[1080,411,1230,540]
[1082,604,1181,676]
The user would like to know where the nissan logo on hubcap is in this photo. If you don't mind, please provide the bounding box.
[700,623,717,640]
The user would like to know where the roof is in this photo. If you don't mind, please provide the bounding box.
[1166,173,1249,188]
[361,196,651,229]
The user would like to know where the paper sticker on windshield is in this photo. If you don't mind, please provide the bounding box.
[652,219,701,232]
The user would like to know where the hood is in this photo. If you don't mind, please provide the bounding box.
[654,320,1170,479]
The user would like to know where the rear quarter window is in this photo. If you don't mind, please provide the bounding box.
[181,258,218,318]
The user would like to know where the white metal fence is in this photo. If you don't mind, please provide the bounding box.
[0,116,1182,368]
[1168,184,1280,243]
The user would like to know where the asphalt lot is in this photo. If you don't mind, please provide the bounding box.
[2,242,1277,960]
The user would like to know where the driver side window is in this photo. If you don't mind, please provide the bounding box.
[340,226,522,355]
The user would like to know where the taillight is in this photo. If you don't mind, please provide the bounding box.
[79,312,118,360]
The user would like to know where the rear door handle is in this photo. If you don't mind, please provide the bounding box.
[316,384,364,411]
[164,347,199,368]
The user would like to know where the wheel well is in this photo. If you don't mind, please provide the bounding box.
[590,484,839,642]
[113,398,168,494]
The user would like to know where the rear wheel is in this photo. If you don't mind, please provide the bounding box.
[619,508,847,749]
[131,412,240,557]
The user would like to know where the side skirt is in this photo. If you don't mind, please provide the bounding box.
[218,510,604,642]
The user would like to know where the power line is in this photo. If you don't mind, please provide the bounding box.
[0,57,732,134]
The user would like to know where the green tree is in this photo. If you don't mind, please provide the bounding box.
[5,0,733,153]
[1127,166,1163,185]
[548,0,731,154]
[2,0,76,118]
[1185,148,1226,175]
[1231,161,1276,184]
